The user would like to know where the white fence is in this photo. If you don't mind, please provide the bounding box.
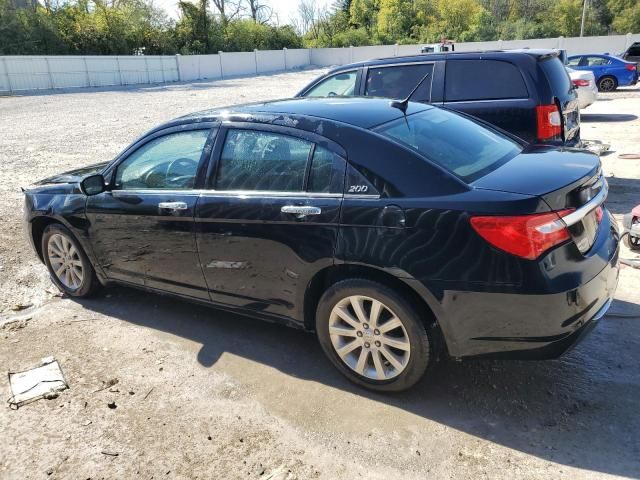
[1,33,638,93]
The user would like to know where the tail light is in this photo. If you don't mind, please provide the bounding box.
[470,209,574,260]
[625,64,637,71]
[536,104,562,141]
[572,79,590,87]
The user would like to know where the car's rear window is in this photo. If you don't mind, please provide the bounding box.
[374,108,522,183]
[540,57,572,95]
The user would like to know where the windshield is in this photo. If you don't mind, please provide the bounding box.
[374,108,522,182]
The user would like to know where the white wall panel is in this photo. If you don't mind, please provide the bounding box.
[222,51,256,77]
[257,50,285,73]
[285,49,310,69]
[310,48,350,66]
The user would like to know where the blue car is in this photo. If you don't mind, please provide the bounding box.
[567,54,638,92]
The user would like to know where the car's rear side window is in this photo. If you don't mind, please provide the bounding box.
[375,108,522,183]
[445,60,528,101]
[365,63,434,102]
[540,57,572,94]
[216,129,312,192]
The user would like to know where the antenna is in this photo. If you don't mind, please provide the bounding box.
[390,72,432,114]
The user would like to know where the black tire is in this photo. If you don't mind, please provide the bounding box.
[316,279,433,392]
[624,233,640,250]
[42,223,100,297]
[597,76,618,92]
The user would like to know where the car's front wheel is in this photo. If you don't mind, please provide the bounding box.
[42,223,100,297]
[597,76,618,92]
[316,279,433,391]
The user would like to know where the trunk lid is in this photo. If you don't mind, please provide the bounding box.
[473,146,606,254]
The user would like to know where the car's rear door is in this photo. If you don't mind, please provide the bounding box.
[195,124,346,324]
[441,59,536,143]
[86,125,216,299]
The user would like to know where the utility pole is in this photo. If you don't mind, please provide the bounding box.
[580,0,588,37]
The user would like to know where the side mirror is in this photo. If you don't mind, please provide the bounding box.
[80,174,106,196]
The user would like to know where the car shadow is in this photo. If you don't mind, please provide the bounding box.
[581,113,638,122]
[76,287,640,478]
[606,175,640,215]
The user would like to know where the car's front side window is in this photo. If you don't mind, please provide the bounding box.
[215,129,313,192]
[114,130,210,190]
[304,71,357,97]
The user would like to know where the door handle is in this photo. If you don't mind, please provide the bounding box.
[158,201,188,211]
[281,205,322,217]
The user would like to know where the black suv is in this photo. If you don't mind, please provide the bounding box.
[297,49,580,146]
[621,42,640,66]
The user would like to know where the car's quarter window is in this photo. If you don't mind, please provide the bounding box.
[114,130,209,190]
[215,129,313,192]
[445,60,528,102]
[375,108,522,183]
[304,71,358,97]
[540,57,573,94]
[308,146,346,193]
[365,63,434,101]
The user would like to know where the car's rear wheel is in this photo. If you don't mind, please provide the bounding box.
[625,233,640,250]
[597,76,617,92]
[42,223,100,297]
[316,279,432,391]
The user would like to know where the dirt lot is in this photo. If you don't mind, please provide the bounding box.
[1,71,639,480]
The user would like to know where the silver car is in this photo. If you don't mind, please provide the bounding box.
[567,67,598,109]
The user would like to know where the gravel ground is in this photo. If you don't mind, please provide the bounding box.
[1,71,639,480]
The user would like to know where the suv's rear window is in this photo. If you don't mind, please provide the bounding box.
[445,60,528,101]
[540,57,572,95]
[375,108,522,182]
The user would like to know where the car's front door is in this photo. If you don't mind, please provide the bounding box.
[85,125,216,299]
[195,125,346,323]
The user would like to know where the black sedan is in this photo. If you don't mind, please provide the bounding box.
[23,97,619,391]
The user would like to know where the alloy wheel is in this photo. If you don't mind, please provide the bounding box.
[328,295,410,381]
[599,78,615,92]
[47,233,84,290]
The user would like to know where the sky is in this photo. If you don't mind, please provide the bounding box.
[153,0,333,23]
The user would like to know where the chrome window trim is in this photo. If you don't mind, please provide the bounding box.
[110,188,382,200]
[562,178,608,227]
[111,189,346,199]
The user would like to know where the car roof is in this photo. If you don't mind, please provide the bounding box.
[325,49,559,73]
[173,97,433,130]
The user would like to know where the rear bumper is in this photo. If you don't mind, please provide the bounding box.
[576,85,598,109]
[429,238,620,359]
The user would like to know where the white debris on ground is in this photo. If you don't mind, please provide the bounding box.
[8,356,68,408]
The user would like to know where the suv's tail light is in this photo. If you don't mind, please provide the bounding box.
[470,209,574,260]
[536,104,563,141]
[625,63,637,71]
[572,79,590,87]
